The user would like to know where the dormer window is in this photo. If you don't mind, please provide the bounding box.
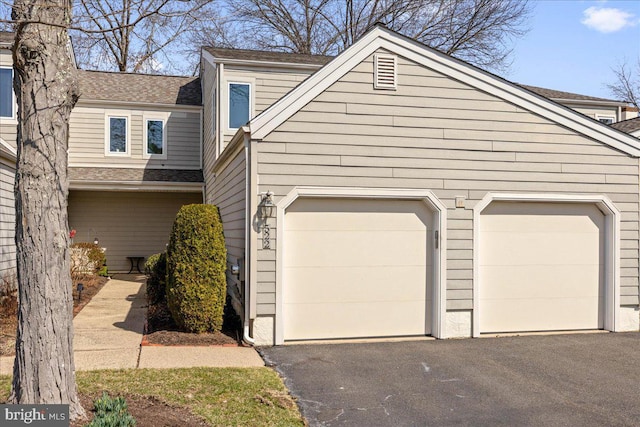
[228,82,251,129]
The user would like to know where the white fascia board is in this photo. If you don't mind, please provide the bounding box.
[0,137,17,161]
[69,180,203,192]
[77,98,202,112]
[202,48,324,71]
[250,26,640,157]
[555,98,628,107]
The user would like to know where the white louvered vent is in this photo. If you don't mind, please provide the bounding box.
[374,54,397,90]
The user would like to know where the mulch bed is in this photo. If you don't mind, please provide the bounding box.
[72,393,209,427]
[143,297,243,347]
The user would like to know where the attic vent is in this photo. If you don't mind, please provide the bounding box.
[374,54,397,90]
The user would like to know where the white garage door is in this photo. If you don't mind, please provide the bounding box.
[479,202,605,333]
[283,198,433,341]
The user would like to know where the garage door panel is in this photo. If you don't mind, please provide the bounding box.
[284,266,428,303]
[286,198,433,231]
[283,197,433,340]
[284,300,428,341]
[285,230,428,267]
[480,265,604,299]
[480,231,603,266]
[480,297,604,333]
[479,201,605,334]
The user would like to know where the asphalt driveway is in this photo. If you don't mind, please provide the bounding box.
[260,333,640,426]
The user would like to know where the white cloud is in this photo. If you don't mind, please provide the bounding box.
[581,6,637,33]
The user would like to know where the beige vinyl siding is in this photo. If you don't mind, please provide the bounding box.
[255,51,640,316]
[68,105,201,169]
[221,66,316,148]
[210,147,247,310]
[0,159,15,274]
[568,105,619,122]
[68,190,201,272]
[202,59,218,203]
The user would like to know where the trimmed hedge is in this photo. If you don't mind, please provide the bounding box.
[144,252,167,305]
[166,204,227,333]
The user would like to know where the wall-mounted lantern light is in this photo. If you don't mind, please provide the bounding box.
[259,191,275,249]
[258,191,275,220]
[93,237,99,246]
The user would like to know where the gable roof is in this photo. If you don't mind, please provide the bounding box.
[204,47,331,67]
[611,117,640,135]
[78,70,201,106]
[519,84,626,105]
[248,25,640,156]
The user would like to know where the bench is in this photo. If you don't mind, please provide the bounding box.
[126,256,145,274]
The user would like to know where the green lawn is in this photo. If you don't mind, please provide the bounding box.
[0,367,304,426]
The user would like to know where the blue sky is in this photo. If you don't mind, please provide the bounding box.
[507,0,640,99]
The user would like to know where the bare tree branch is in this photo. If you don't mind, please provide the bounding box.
[607,57,640,109]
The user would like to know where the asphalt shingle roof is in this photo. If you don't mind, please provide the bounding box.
[69,167,204,183]
[78,70,201,106]
[204,47,332,66]
[520,84,623,103]
[611,117,640,134]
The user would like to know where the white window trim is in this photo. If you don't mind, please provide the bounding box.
[224,77,254,134]
[143,113,168,160]
[596,114,616,124]
[0,66,17,122]
[104,112,131,156]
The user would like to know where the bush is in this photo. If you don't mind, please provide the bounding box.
[144,252,167,305]
[87,392,136,427]
[166,204,227,333]
[71,242,107,276]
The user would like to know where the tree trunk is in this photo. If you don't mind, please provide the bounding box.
[10,0,85,420]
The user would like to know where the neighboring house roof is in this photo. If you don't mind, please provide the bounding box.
[69,167,204,183]
[203,47,331,67]
[78,70,202,106]
[611,117,640,136]
[519,84,626,105]
[247,25,640,156]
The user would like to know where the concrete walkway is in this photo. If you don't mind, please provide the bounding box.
[1,274,263,375]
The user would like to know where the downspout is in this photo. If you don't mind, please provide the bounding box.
[242,133,254,345]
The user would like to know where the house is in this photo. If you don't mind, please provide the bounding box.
[0,32,204,275]
[2,25,640,344]
[204,25,640,345]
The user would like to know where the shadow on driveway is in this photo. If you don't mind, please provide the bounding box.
[260,333,640,426]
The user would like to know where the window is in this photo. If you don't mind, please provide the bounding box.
[597,116,615,125]
[107,116,128,154]
[0,68,13,118]
[228,82,250,129]
[144,118,166,158]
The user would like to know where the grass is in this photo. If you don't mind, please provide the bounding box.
[0,367,305,427]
